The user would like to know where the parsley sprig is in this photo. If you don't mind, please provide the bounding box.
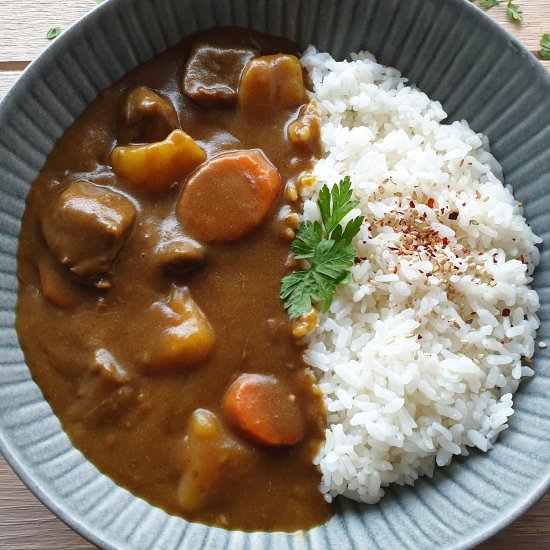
[46,27,61,40]
[478,0,523,23]
[540,34,550,60]
[280,177,363,318]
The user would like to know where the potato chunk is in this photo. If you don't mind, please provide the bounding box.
[288,100,321,153]
[119,85,179,144]
[142,286,215,373]
[177,409,256,512]
[183,43,259,108]
[239,54,308,111]
[41,181,136,285]
[111,129,206,193]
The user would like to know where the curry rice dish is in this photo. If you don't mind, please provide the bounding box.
[16,27,541,530]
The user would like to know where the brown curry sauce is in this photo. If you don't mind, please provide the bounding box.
[16,28,332,531]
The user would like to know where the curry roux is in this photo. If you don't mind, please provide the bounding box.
[16,28,333,531]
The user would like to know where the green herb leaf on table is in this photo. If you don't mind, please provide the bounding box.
[280,177,363,319]
[477,0,523,23]
[480,0,502,9]
[46,27,61,40]
[506,2,523,22]
[541,34,550,60]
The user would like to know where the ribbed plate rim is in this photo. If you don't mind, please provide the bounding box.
[1,0,549,549]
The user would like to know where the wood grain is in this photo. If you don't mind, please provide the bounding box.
[1,0,549,548]
[0,71,24,97]
[0,0,92,61]
[0,455,93,550]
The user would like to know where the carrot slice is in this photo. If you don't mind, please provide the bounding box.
[223,373,304,446]
[176,149,282,242]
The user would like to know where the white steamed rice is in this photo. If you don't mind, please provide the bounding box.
[300,47,542,504]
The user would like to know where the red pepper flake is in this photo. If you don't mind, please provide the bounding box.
[368,226,373,231]
[502,308,510,317]
[364,218,369,222]
[464,249,470,255]
[379,220,385,227]
[448,211,459,220]
[442,237,449,247]
[393,227,399,233]
[520,255,525,263]
[393,266,398,274]
[427,198,435,209]
[409,200,415,208]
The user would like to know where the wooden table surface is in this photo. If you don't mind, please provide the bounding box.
[1,0,550,548]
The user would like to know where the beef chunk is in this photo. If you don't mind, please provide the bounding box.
[42,181,136,285]
[183,43,259,108]
[155,237,206,274]
[69,349,136,427]
[119,86,179,144]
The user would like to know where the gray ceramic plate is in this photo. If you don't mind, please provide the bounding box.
[1,0,549,548]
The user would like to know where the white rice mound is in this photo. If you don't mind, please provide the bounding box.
[300,47,542,504]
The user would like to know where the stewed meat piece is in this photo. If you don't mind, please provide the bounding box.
[183,43,259,107]
[119,85,179,144]
[41,181,136,285]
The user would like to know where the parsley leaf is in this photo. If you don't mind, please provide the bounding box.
[506,2,523,22]
[318,176,359,237]
[46,27,61,40]
[541,34,550,60]
[280,178,363,318]
[477,0,522,22]
[313,239,356,280]
[480,0,502,8]
[280,270,316,319]
[291,220,323,259]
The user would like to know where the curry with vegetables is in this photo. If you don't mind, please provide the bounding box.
[16,28,332,531]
